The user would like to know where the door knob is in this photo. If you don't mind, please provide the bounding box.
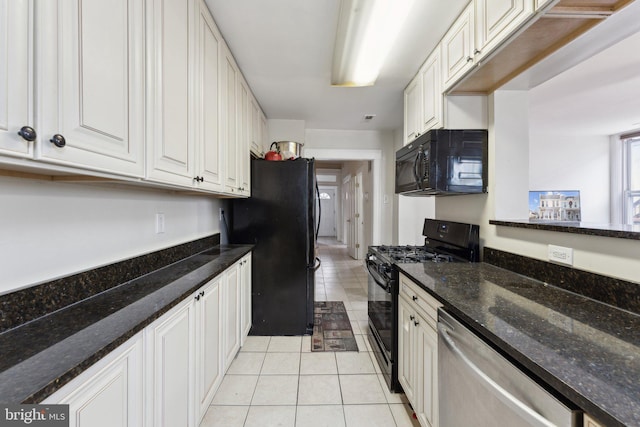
[49,134,66,148]
[18,126,37,142]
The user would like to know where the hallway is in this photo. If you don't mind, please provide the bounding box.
[203,238,417,427]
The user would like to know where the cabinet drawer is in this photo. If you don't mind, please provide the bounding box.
[399,273,441,324]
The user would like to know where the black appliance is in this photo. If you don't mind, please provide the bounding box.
[231,158,321,335]
[366,219,480,392]
[395,129,488,196]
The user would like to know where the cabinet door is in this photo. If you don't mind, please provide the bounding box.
[223,262,241,370]
[240,254,252,343]
[420,49,443,132]
[0,0,33,159]
[195,276,223,422]
[145,0,197,186]
[237,79,250,196]
[197,1,223,192]
[441,4,475,91]
[475,0,533,60]
[259,113,268,156]
[397,296,416,404]
[250,99,261,156]
[44,335,143,427]
[37,0,144,177]
[222,46,239,194]
[416,320,438,427]
[403,76,421,145]
[146,298,195,427]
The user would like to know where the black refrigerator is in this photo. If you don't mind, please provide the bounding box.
[230,158,320,335]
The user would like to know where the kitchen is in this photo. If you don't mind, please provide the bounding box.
[1,0,639,427]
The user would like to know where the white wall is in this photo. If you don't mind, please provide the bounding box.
[433,90,640,284]
[529,132,610,223]
[305,128,394,245]
[267,119,306,145]
[0,176,222,294]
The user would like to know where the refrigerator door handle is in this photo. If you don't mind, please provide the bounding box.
[309,257,321,271]
[315,180,321,240]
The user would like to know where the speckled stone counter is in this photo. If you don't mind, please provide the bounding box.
[0,244,252,404]
[397,262,640,427]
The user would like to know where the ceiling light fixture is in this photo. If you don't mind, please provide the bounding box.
[331,0,415,87]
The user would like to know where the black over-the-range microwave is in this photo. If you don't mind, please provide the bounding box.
[395,129,488,196]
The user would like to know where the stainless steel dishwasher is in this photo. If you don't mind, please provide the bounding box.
[438,309,582,427]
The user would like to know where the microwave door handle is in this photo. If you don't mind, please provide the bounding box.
[438,324,556,427]
[413,150,422,184]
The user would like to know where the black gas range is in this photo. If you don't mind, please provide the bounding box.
[366,219,480,392]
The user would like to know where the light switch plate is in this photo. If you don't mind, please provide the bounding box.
[156,213,165,234]
[548,244,573,266]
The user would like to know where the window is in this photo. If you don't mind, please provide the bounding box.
[623,134,640,224]
[319,192,331,200]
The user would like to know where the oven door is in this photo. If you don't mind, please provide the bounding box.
[366,256,397,389]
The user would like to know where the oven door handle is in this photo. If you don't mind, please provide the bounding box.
[366,259,393,293]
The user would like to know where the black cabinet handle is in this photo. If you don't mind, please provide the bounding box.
[194,176,204,182]
[414,320,420,326]
[18,126,37,142]
[49,134,66,148]
[195,295,200,301]
[409,315,415,321]
[412,295,418,302]
[200,291,205,297]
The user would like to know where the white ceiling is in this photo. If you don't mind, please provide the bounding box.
[204,0,640,136]
[204,0,468,131]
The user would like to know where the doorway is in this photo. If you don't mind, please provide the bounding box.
[317,187,337,237]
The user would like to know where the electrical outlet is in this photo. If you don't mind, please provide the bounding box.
[156,213,165,234]
[548,244,573,266]
[219,208,224,221]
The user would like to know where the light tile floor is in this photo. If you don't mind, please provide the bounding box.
[203,238,419,427]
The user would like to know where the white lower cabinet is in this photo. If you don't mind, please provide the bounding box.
[222,260,241,372]
[195,276,223,423]
[240,253,253,344]
[42,334,144,427]
[43,255,250,427]
[398,273,442,427]
[146,297,196,427]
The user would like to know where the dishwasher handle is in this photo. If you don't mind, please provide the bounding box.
[438,323,557,427]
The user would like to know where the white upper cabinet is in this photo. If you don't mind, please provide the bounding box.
[1,0,145,176]
[404,45,443,145]
[475,0,534,61]
[237,78,250,196]
[419,49,443,134]
[146,0,197,186]
[36,0,145,177]
[222,45,239,194]
[442,3,475,91]
[197,0,224,192]
[403,75,422,145]
[0,0,33,159]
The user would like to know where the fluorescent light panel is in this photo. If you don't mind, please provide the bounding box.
[332,0,414,87]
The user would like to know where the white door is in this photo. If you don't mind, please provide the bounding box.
[37,0,145,177]
[346,177,357,259]
[198,3,223,192]
[318,188,337,237]
[0,0,33,159]
[195,276,223,422]
[147,299,195,427]
[355,171,364,260]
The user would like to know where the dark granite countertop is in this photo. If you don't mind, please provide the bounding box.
[397,262,640,427]
[0,244,252,404]
[490,219,640,240]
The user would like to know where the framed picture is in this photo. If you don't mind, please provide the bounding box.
[529,190,581,222]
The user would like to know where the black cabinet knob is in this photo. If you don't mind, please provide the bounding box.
[413,320,419,326]
[409,315,415,321]
[18,126,37,142]
[412,295,418,301]
[193,176,204,183]
[49,134,66,148]
[195,294,200,301]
